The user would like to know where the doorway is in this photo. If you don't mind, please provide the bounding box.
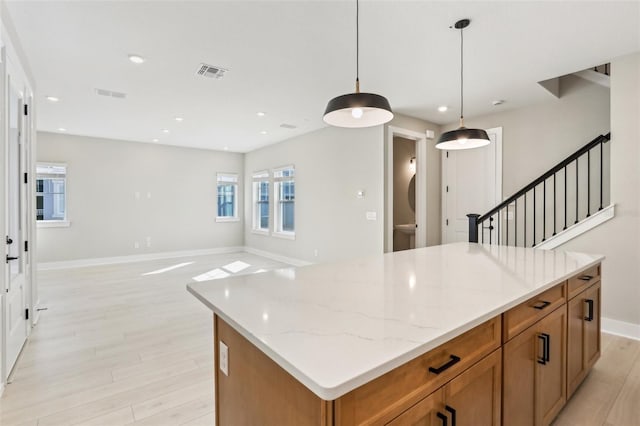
[386,126,428,253]
[441,127,503,244]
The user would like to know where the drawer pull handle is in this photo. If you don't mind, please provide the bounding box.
[532,300,551,310]
[436,412,448,426]
[584,299,594,322]
[578,275,594,281]
[445,405,457,426]
[429,355,461,374]
[537,333,550,365]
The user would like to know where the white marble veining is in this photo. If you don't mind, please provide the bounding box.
[187,243,604,400]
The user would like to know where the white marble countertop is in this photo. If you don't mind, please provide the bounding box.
[187,243,603,400]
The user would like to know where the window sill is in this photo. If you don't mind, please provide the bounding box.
[37,220,71,228]
[216,217,239,223]
[272,231,295,240]
[252,229,270,236]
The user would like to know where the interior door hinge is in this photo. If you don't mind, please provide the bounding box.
[446,219,449,226]
[25,308,29,320]
[24,104,28,115]
[24,241,28,252]
[446,186,449,193]
[446,152,449,158]
[24,172,28,184]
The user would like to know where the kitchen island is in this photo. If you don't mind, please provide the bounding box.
[187,243,603,425]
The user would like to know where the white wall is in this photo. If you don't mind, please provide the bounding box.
[244,125,384,264]
[36,132,244,262]
[442,75,611,196]
[562,53,640,332]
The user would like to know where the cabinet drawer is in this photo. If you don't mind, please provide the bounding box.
[336,317,501,425]
[567,264,600,300]
[503,283,566,341]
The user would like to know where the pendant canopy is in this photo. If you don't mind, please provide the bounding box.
[436,19,490,150]
[323,0,393,128]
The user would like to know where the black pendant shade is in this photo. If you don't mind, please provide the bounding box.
[323,92,393,128]
[436,19,490,150]
[436,127,490,150]
[323,0,393,128]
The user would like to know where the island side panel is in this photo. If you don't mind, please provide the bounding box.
[214,315,333,426]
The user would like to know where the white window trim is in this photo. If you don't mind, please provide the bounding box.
[273,165,295,238]
[252,170,270,234]
[216,172,239,222]
[36,162,69,225]
[37,220,71,228]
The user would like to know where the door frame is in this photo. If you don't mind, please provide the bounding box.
[386,126,428,253]
[441,127,503,244]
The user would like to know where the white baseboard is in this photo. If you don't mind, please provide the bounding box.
[537,204,615,250]
[602,316,640,341]
[243,246,312,267]
[37,246,246,271]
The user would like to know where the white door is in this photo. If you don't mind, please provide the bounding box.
[442,127,502,244]
[5,76,28,376]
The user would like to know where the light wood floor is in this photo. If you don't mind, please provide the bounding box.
[0,254,639,426]
[0,252,289,426]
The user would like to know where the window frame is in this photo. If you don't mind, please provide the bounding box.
[36,162,70,228]
[273,165,295,239]
[252,170,270,235]
[216,172,239,222]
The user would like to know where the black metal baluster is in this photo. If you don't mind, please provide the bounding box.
[497,212,501,245]
[481,219,484,244]
[553,173,557,236]
[489,217,492,244]
[533,186,536,247]
[600,140,604,210]
[524,193,527,247]
[587,150,591,217]
[542,179,546,242]
[575,158,579,224]
[506,206,509,246]
[564,166,568,230]
[515,198,518,247]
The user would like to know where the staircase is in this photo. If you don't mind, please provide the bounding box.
[468,133,612,248]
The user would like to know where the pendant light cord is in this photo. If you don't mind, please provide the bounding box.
[355,0,360,93]
[460,24,464,126]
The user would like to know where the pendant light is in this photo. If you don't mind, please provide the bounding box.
[436,19,490,150]
[323,0,393,128]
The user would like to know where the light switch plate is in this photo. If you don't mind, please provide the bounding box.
[366,211,377,221]
[219,341,229,376]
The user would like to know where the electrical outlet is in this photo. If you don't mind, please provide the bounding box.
[134,241,139,249]
[146,237,151,247]
[147,192,152,199]
[366,211,377,221]
[135,191,140,200]
[313,249,318,257]
[219,341,229,376]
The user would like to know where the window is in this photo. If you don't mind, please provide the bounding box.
[36,163,69,226]
[252,171,270,234]
[216,173,238,222]
[273,166,295,238]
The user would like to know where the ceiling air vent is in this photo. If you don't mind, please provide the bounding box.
[280,123,297,129]
[95,88,127,99]
[196,63,228,79]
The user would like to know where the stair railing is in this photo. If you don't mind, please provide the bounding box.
[468,133,611,247]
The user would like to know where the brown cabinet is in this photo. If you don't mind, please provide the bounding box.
[388,349,502,426]
[567,281,601,398]
[503,305,567,426]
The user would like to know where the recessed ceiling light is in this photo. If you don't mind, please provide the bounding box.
[492,100,505,106]
[57,127,67,132]
[161,129,170,133]
[128,54,145,64]
[437,105,448,112]
[257,112,266,117]
[46,96,59,102]
[152,138,159,142]
[260,131,267,135]
[175,117,184,122]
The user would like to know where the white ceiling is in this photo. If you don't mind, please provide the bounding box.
[6,1,640,153]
